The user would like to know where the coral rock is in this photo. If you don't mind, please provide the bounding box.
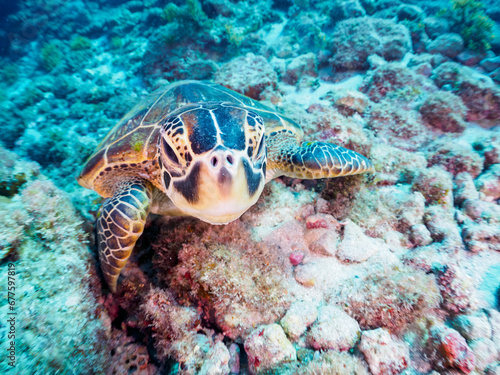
[431,325,476,374]
[436,265,477,314]
[412,166,454,206]
[469,339,499,372]
[486,362,500,375]
[475,164,500,201]
[485,308,500,350]
[432,62,500,121]
[457,49,487,67]
[199,342,230,375]
[423,16,450,39]
[427,140,484,179]
[331,17,411,70]
[306,305,360,351]
[335,264,440,332]
[426,33,464,58]
[397,4,424,21]
[420,91,467,133]
[452,313,493,341]
[483,138,500,167]
[361,63,436,104]
[358,328,410,375]
[214,53,277,100]
[480,56,500,72]
[462,222,500,252]
[325,0,366,22]
[454,173,480,206]
[282,53,318,85]
[336,220,384,263]
[294,262,318,287]
[304,214,341,256]
[280,301,318,342]
[367,102,431,151]
[244,324,296,375]
[462,199,500,223]
[410,224,433,246]
[328,89,370,115]
[424,205,464,252]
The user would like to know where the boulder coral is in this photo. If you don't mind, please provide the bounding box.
[331,264,441,332]
[331,17,412,70]
[153,219,290,341]
[0,147,110,374]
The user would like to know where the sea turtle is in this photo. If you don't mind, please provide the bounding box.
[78,80,374,292]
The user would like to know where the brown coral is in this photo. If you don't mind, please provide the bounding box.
[419,91,467,133]
[152,218,290,341]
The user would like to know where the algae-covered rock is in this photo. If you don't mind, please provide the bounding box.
[432,62,500,121]
[331,17,411,70]
[358,328,410,375]
[0,157,110,373]
[307,305,361,351]
[420,91,468,133]
[244,324,296,375]
[333,264,441,332]
[214,53,278,100]
[154,219,291,342]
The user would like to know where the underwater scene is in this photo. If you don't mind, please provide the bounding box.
[0,0,500,373]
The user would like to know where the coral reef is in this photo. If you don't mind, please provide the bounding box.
[153,219,291,341]
[358,328,410,375]
[1,0,499,372]
[214,53,278,100]
[244,324,296,375]
[438,0,494,52]
[306,304,361,351]
[0,147,110,374]
[331,17,412,70]
[331,264,441,332]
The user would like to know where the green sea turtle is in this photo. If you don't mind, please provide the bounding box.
[78,80,374,292]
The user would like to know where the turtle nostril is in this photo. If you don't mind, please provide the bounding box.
[211,156,218,167]
[226,155,233,165]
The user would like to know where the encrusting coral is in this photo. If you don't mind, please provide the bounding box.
[0,147,111,374]
[152,218,291,342]
[331,264,441,333]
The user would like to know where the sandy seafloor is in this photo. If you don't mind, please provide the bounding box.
[0,0,500,374]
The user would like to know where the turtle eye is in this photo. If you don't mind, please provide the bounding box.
[159,117,187,177]
[161,137,180,165]
[255,135,265,159]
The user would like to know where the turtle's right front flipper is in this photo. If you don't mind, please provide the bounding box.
[97,179,152,292]
[267,138,375,180]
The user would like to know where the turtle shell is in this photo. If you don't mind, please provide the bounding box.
[78,80,302,197]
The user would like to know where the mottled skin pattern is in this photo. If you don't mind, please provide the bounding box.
[78,81,374,292]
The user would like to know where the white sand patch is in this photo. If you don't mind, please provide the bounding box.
[258,20,287,46]
[279,75,365,110]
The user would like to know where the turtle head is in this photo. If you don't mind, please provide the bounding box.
[158,103,266,224]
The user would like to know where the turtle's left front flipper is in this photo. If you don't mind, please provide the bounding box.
[97,179,152,292]
[267,140,374,180]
